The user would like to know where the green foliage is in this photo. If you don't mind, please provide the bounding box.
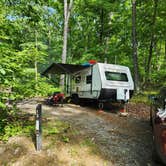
[47,127,60,135]
[43,120,73,143]
[1,0,165,91]
[80,138,95,147]
[0,101,6,109]
[62,135,70,143]
[36,77,61,96]
[0,110,8,134]
[0,107,35,141]
[131,91,158,104]
[44,121,70,135]
[0,122,35,141]
[2,123,23,141]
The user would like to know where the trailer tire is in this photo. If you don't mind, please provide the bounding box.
[71,94,80,105]
[98,102,104,110]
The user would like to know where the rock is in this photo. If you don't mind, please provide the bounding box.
[47,149,52,157]
[14,147,21,155]
[0,146,6,154]
[119,112,128,117]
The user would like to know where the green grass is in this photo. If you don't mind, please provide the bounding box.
[43,120,72,144]
[80,138,95,147]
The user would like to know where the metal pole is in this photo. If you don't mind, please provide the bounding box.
[36,104,42,151]
[124,89,128,113]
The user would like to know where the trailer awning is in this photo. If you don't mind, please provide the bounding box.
[42,63,90,75]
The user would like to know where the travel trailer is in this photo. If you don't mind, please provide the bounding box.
[43,61,134,107]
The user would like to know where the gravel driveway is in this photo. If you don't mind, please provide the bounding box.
[16,98,161,166]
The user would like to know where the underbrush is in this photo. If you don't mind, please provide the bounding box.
[130,90,158,104]
[0,109,35,141]
[0,77,61,141]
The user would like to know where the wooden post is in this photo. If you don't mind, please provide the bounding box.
[36,104,42,151]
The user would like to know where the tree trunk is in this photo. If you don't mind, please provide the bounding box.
[156,39,161,71]
[61,0,68,64]
[145,0,158,82]
[131,0,140,92]
[35,29,38,93]
[100,8,104,45]
[60,0,73,89]
[61,0,73,64]
[165,40,166,60]
[48,30,51,64]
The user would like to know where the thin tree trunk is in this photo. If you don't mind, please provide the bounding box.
[48,30,51,64]
[165,40,166,60]
[85,19,90,52]
[47,0,52,65]
[156,39,161,71]
[62,0,68,64]
[48,30,52,79]
[35,30,38,93]
[145,0,158,81]
[132,0,140,92]
[100,8,104,45]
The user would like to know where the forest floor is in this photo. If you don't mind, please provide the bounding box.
[0,98,162,166]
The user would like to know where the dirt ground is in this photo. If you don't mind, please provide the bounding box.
[0,98,163,166]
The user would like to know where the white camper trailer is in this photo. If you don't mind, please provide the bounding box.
[43,62,134,107]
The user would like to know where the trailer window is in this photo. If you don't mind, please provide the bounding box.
[75,76,81,83]
[105,72,128,82]
[86,75,92,84]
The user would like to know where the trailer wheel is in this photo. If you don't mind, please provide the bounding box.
[98,102,104,110]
